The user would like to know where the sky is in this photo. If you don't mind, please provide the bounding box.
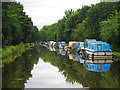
[16,0,100,29]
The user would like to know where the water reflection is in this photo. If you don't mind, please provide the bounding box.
[67,51,79,61]
[2,48,39,88]
[83,59,113,72]
[48,46,56,51]
[2,45,120,88]
[25,58,83,88]
[57,49,67,56]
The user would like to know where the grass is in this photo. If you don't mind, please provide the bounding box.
[113,52,120,61]
[1,43,34,67]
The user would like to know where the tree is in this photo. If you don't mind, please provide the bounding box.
[2,2,39,47]
[100,10,120,47]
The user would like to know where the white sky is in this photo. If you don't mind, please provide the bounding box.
[16,0,100,29]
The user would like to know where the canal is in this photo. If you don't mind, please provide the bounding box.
[2,45,120,88]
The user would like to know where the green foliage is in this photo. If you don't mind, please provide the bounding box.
[38,2,120,50]
[2,2,38,47]
[2,43,34,67]
[100,10,120,47]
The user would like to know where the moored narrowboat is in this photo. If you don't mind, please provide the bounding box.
[59,41,66,49]
[78,42,83,50]
[77,42,83,54]
[56,42,61,48]
[82,39,114,59]
[52,42,56,47]
[68,41,80,51]
[48,41,54,47]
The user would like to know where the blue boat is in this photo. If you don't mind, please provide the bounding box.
[60,41,66,47]
[57,42,61,48]
[82,39,114,59]
[52,42,56,47]
[78,42,83,51]
[77,42,83,54]
[59,41,66,49]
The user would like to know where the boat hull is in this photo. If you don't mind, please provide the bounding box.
[84,50,114,59]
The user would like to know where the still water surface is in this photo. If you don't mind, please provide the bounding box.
[2,45,120,88]
[25,59,82,88]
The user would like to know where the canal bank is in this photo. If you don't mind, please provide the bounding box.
[1,43,34,67]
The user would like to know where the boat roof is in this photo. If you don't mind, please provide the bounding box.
[88,41,109,45]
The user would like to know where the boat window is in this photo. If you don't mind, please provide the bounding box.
[97,64,102,70]
[86,65,88,69]
[97,45,102,51]
[90,45,92,49]
[90,65,94,69]
[92,45,94,49]
[87,43,88,47]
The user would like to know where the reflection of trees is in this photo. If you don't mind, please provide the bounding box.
[100,61,120,88]
[38,45,120,88]
[2,48,40,88]
[3,45,119,88]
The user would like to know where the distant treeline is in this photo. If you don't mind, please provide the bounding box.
[2,2,39,47]
[38,2,120,50]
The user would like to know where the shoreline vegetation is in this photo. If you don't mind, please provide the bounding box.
[2,2,38,67]
[1,1,120,68]
[1,43,119,68]
[38,2,120,54]
[113,52,120,61]
[1,43,34,67]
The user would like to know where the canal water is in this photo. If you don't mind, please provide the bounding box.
[2,45,120,88]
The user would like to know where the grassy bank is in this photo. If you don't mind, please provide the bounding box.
[113,52,120,61]
[1,43,34,67]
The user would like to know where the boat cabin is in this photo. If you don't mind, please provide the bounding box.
[68,41,80,50]
[52,42,56,47]
[84,41,112,52]
[57,42,60,47]
[48,41,54,46]
[60,41,66,47]
[78,42,83,50]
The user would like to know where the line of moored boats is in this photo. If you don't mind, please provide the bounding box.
[41,39,114,60]
[41,39,114,72]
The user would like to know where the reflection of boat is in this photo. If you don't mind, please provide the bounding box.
[48,46,56,51]
[57,49,66,55]
[81,39,114,59]
[72,54,79,61]
[83,59,113,72]
[78,56,84,63]
[67,50,80,61]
